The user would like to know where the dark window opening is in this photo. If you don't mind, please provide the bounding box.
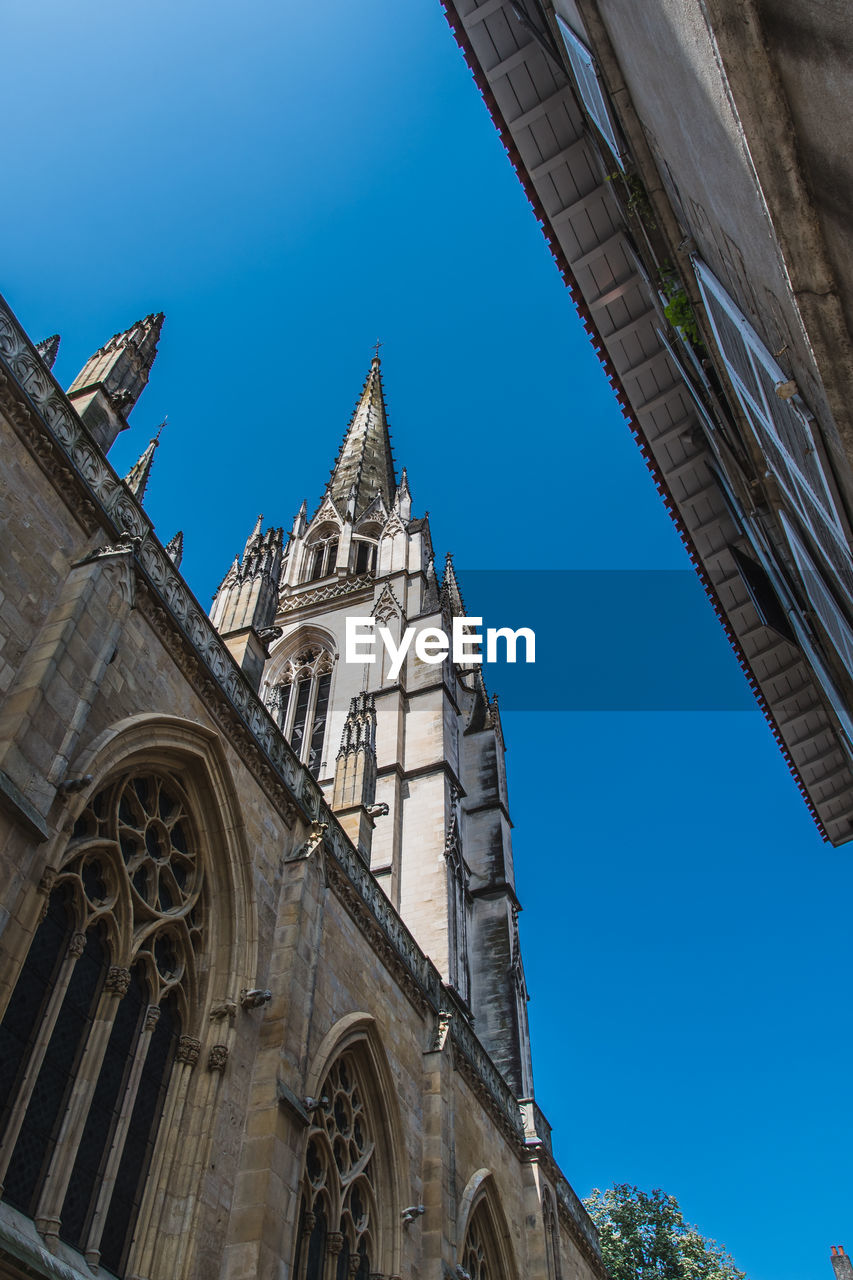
[60,966,147,1251]
[289,678,312,756]
[730,544,796,643]
[354,542,377,575]
[307,673,332,778]
[0,889,72,1139]
[99,996,179,1275]
[5,925,107,1218]
[309,546,325,581]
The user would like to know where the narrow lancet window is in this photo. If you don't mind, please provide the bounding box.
[271,644,335,778]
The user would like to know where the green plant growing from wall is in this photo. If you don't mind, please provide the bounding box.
[661,278,701,345]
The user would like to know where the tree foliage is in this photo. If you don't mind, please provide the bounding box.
[583,1185,745,1280]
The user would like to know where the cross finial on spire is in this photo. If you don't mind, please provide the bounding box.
[154,416,167,441]
[372,339,383,363]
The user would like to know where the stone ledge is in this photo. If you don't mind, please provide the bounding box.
[0,769,49,841]
[0,1202,100,1280]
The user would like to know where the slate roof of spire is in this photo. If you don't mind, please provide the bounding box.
[324,355,397,521]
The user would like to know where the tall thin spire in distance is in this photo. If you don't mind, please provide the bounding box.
[123,435,160,501]
[324,352,397,521]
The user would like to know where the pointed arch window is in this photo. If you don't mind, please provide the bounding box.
[293,1052,381,1280]
[307,538,339,582]
[462,1200,506,1280]
[0,771,204,1277]
[354,540,377,575]
[272,644,335,777]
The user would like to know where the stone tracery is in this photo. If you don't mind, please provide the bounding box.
[295,1051,380,1279]
[461,1196,508,1280]
[0,768,206,1276]
[271,643,335,777]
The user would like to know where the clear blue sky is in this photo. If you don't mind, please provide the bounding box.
[3,3,851,1278]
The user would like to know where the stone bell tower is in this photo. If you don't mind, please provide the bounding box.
[211,353,534,1097]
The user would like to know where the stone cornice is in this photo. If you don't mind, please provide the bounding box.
[446,1005,526,1147]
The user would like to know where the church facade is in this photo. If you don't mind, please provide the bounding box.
[0,295,602,1280]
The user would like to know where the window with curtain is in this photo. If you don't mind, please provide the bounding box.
[0,771,204,1277]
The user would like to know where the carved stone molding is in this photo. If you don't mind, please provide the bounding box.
[144,1005,161,1032]
[176,1035,201,1067]
[207,1044,229,1073]
[326,1232,344,1257]
[430,1011,452,1053]
[209,999,238,1023]
[286,820,328,864]
[279,574,373,612]
[68,931,86,958]
[38,867,57,896]
[105,966,132,997]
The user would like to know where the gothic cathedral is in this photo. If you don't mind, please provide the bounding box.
[0,302,604,1280]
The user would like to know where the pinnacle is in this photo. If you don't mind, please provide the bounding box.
[123,435,160,501]
[321,354,397,522]
[68,311,165,419]
[36,334,60,370]
[164,530,184,568]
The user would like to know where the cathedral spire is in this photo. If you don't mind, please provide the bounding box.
[324,354,397,522]
[67,313,164,453]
